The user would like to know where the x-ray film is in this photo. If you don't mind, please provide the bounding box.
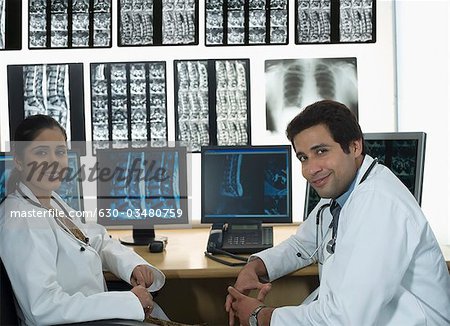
[295,0,375,44]
[29,0,112,48]
[91,62,168,151]
[0,0,22,50]
[265,57,358,135]
[0,0,5,48]
[174,59,250,152]
[339,0,373,42]
[206,0,288,46]
[119,0,198,46]
[7,63,86,145]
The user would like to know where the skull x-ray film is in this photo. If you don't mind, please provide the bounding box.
[0,0,22,50]
[7,63,86,143]
[205,0,288,46]
[295,0,375,44]
[265,57,358,135]
[118,0,198,46]
[90,62,168,151]
[28,0,112,48]
[174,59,250,152]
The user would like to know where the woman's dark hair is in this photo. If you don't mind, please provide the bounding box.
[286,100,365,154]
[6,115,67,195]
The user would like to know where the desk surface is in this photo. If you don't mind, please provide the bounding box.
[109,225,318,279]
[108,225,450,279]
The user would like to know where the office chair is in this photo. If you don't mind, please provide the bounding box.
[1,258,17,325]
[0,259,148,326]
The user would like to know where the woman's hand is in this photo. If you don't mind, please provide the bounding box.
[131,285,154,318]
[131,264,154,288]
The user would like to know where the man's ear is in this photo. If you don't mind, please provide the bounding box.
[350,139,363,157]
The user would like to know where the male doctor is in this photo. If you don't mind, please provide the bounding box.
[226,100,450,326]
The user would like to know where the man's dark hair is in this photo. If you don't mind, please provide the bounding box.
[286,100,365,154]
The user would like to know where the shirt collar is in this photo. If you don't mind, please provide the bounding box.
[335,155,375,207]
[335,174,357,208]
[17,182,59,208]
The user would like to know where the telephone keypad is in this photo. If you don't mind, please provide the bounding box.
[225,227,273,246]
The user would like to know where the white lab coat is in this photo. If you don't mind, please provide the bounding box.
[254,155,450,325]
[0,183,166,325]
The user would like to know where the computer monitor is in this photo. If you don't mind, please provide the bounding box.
[201,145,292,224]
[0,151,84,212]
[303,132,426,219]
[96,146,189,245]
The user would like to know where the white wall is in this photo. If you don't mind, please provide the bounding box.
[395,0,449,244]
[1,2,402,230]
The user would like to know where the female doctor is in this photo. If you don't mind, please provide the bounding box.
[0,115,168,325]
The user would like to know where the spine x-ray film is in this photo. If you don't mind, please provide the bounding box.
[29,0,112,48]
[295,0,375,44]
[206,0,288,46]
[174,59,251,152]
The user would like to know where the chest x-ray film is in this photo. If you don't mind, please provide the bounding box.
[265,57,358,136]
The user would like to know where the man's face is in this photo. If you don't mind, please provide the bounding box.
[293,124,363,199]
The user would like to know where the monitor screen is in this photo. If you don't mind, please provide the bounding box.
[303,132,426,219]
[96,146,188,245]
[201,145,292,224]
[0,152,84,212]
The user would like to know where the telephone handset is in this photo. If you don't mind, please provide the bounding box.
[206,226,224,253]
[206,223,273,254]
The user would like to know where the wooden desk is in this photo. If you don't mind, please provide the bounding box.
[108,225,317,279]
[107,226,450,325]
[108,225,319,325]
[108,226,450,277]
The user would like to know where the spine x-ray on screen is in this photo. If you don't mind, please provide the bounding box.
[96,147,188,226]
[202,148,290,219]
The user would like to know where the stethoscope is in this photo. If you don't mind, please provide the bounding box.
[298,158,378,262]
[16,187,90,251]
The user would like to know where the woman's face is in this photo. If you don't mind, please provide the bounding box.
[15,128,68,198]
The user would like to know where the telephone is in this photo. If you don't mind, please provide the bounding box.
[206,223,273,254]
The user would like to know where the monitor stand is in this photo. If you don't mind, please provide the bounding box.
[119,228,168,246]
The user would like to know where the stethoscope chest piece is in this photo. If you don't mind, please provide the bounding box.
[326,238,336,255]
